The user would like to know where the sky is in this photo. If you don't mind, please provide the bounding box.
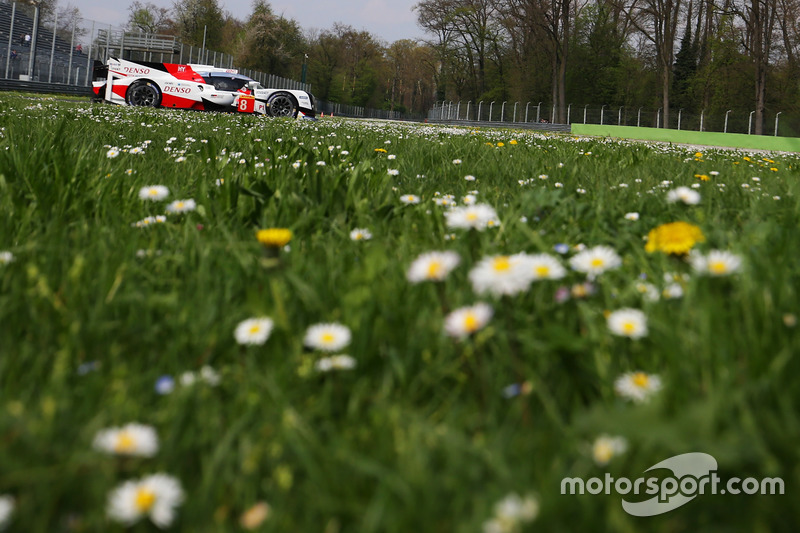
[63,0,427,43]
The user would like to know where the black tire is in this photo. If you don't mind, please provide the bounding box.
[126,80,162,107]
[267,92,298,118]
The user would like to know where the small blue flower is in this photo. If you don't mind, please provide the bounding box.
[77,361,100,375]
[155,375,175,395]
[554,243,570,254]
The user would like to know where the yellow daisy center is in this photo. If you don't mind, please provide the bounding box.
[427,261,443,278]
[632,372,649,388]
[148,189,159,195]
[594,443,613,464]
[134,488,156,513]
[463,312,479,332]
[590,258,604,268]
[493,256,511,272]
[622,322,636,334]
[466,212,478,222]
[535,265,550,277]
[114,432,135,453]
[321,333,335,344]
[248,325,261,335]
[709,261,728,274]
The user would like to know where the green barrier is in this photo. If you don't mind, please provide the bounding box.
[571,124,800,153]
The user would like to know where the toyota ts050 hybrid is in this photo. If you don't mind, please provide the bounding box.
[92,57,316,119]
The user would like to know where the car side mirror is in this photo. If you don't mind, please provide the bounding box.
[248,81,259,90]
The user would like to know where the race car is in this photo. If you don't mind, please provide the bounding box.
[92,57,315,119]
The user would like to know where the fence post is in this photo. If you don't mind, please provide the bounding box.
[456,101,461,120]
[600,104,606,125]
[699,109,704,132]
[466,101,471,120]
[48,11,57,82]
[537,102,542,123]
[477,101,483,121]
[5,2,16,79]
[501,101,506,122]
[656,108,661,128]
[489,101,495,121]
[513,102,518,122]
[567,103,571,124]
[84,20,95,85]
[678,109,682,130]
[748,111,754,134]
[27,3,41,79]
[637,107,642,127]
[618,106,623,126]
[775,112,782,136]
[551,104,555,123]
[525,102,530,122]
[724,110,731,133]
[583,104,587,124]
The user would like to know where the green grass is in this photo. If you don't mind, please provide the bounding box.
[0,93,799,532]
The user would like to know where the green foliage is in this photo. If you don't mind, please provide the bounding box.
[1,94,800,531]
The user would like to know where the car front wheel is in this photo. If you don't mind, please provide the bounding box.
[267,92,297,118]
[126,80,162,107]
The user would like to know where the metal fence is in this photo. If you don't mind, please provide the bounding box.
[0,0,309,92]
[428,101,798,137]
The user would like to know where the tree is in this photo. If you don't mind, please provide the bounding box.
[172,0,225,48]
[128,1,174,34]
[235,0,305,77]
[618,0,684,127]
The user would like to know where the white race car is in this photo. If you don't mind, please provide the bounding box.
[92,57,316,119]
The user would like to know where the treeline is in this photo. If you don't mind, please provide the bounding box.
[31,0,800,125]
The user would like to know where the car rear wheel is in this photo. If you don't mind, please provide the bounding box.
[267,92,297,118]
[126,80,162,107]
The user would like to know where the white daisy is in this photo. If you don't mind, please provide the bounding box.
[690,250,743,276]
[607,308,648,339]
[234,317,274,346]
[314,355,357,372]
[666,186,701,205]
[624,212,640,221]
[165,199,196,214]
[138,185,169,201]
[614,371,662,403]
[493,492,539,524]
[634,282,660,302]
[444,303,493,338]
[592,435,628,466]
[304,323,352,352]
[387,169,399,176]
[0,495,14,531]
[569,245,622,278]
[464,174,476,181]
[0,251,14,265]
[407,251,461,283]
[107,473,184,528]
[469,254,532,297]
[349,228,372,241]
[662,283,684,299]
[93,423,159,457]
[444,203,499,231]
[522,253,566,281]
[106,147,120,158]
[400,194,420,205]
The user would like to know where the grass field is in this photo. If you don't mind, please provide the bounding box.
[0,93,799,532]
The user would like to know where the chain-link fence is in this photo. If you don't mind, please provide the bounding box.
[428,101,798,137]
[0,0,308,92]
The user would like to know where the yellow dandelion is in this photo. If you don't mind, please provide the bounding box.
[374,148,387,153]
[644,221,705,255]
[509,139,518,145]
[497,142,505,147]
[694,174,709,181]
[770,167,778,172]
[257,228,292,248]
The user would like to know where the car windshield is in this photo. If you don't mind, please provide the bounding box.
[202,74,257,91]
